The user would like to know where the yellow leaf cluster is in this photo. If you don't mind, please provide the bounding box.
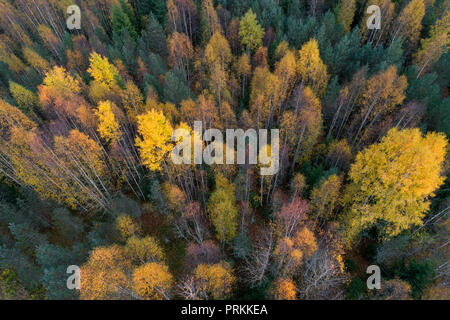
[194,262,235,299]
[132,262,174,300]
[80,245,131,300]
[343,128,448,243]
[135,109,174,171]
[43,66,81,95]
[297,39,329,97]
[95,100,121,143]
[125,236,166,264]
[116,215,140,240]
[272,278,297,300]
[87,52,120,89]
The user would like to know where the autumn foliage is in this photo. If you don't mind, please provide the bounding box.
[0,0,448,302]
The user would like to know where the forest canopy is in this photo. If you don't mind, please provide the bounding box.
[0,0,448,301]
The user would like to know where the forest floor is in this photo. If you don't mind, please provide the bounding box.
[140,209,187,277]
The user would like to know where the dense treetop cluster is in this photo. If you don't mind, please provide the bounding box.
[0,0,448,300]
